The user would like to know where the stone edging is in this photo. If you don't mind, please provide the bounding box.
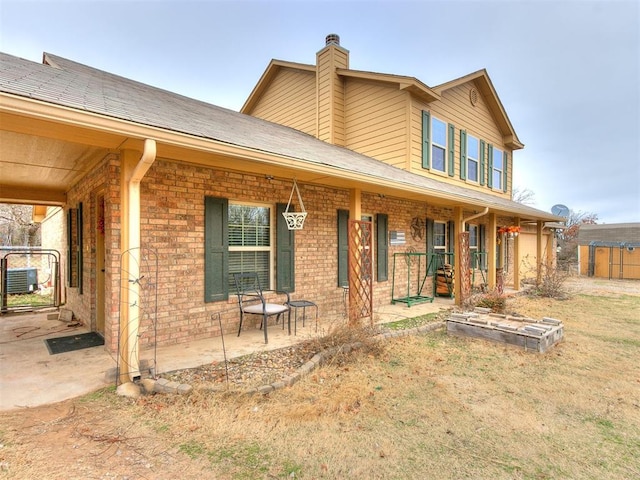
[122,321,446,399]
[247,321,445,396]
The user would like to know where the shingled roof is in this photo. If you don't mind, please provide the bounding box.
[0,51,560,221]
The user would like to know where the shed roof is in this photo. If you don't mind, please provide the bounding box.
[577,223,640,245]
[0,51,559,221]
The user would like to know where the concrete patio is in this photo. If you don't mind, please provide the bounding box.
[0,298,452,411]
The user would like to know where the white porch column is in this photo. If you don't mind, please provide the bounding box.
[118,140,156,384]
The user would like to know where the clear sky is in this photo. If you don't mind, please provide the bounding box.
[1,0,638,224]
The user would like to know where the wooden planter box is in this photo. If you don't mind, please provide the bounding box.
[446,310,564,353]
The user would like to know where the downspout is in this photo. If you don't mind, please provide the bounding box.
[462,207,489,230]
[124,139,156,381]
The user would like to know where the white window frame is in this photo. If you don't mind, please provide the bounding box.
[431,116,447,173]
[434,221,447,252]
[228,201,274,288]
[492,147,504,190]
[467,134,480,182]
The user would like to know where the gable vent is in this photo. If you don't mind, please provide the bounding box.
[470,87,479,106]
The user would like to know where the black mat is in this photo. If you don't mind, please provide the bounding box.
[45,332,105,355]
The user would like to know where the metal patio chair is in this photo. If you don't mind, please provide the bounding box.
[233,272,290,344]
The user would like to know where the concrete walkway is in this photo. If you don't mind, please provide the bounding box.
[0,298,452,411]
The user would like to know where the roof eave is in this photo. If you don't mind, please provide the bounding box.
[336,68,440,102]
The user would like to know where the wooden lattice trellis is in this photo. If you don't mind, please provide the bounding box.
[459,231,471,304]
[347,220,373,326]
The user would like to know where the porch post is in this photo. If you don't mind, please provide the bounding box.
[348,188,362,325]
[119,150,135,384]
[536,220,544,285]
[453,206,463,306]
[349,188,362,221]
[513,217,521,291]
[118,140,156,384]
[487,213,497,289]
[546,228,555,267]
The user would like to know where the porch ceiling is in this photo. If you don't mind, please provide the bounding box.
[0,112,116,205]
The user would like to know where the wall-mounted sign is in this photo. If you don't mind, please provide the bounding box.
[390,230,406,245]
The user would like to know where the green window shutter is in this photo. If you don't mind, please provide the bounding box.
[447,220,455,266]
[376,213,388,282]
[487,144,494,189]
[204,196,229,302]
[276,203,295,292]
[447,123,455,177]
[426,218,435,275]
[422,110,431,170]
[503,152,509,193]
[480,141,487,186]
[337,209,349,287]
[459,130,467,180]
[479,224,487,270]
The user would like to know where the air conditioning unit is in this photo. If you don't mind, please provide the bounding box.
[7,267,39,294]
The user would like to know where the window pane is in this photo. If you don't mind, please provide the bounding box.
[493,170,503,189]
[432,117,447,146]
[467,135,479,160]
[468,159,478,181]
[432,146,446,171]
[493,149,503,170]
[229,251,270,290]
[468,225,478,247]
[228,205,270,247]
[434,222,446,248]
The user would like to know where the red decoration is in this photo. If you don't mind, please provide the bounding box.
[498,225,521,237]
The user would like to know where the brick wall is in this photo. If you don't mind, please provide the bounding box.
[66,153,528,353]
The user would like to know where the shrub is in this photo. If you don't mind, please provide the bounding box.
[463,289,506,313]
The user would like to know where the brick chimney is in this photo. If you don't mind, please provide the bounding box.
[316,34,349,146]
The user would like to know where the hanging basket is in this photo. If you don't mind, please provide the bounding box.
[282,179,307,230]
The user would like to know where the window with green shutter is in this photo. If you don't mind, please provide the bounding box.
[459,130,467,180]
[448,123,455,177]
[491,147,504,190]
[479,140,486,186]
[204,196,229,302]
[503,152,509,193]
[422,111,431,169]
[205,198,293,302]
[423,111,455,175]
[337,209,349,287]
[276,203,295,292]
[376,213,388,282]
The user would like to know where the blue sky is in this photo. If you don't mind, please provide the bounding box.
[1,0,638,224]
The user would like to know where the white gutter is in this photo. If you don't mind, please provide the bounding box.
[125,139,156,381]
[462,207,489,229]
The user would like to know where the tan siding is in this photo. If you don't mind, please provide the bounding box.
[317,57,333,142]
[332,49,348,145]
[409,81,513,199]
[251,68,316,136]
[344,79,407,167]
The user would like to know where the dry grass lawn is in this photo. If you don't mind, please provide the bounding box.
[1,278,639,479]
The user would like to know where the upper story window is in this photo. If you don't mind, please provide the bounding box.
[432,117,447,173]
[422,111,454,176]
[492,148,504,190]
[467,134,480,182]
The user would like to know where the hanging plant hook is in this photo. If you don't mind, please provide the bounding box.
[282,178,307,230]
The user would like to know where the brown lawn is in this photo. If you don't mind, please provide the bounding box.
[1,277,639,479]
